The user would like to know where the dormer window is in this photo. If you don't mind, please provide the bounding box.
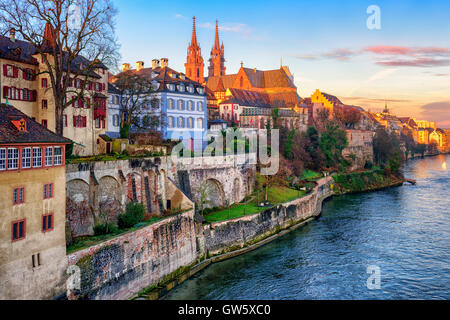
[167,84,175,91]
[152,81,160,90]
[197,87,204,94]
[180,75,186,80]
[11,118,27,132]
[177,84,185,92]
[187,85,194,93]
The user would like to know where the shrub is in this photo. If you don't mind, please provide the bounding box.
[364,161,374,169]
[118,202,145,229]
[94,223,119,236]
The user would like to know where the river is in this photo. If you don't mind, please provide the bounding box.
[165,155,450,300]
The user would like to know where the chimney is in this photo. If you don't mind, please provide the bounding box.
[10,28,16,42]
[122,63,130,72]
[152,59,160,69]
[161,58,168,68]
[136,61,144,71]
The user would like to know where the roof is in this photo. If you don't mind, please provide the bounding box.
[267,92,302,108]
[114,66,205,94]
[206,74,237,91]
[108,83,120,95]
[0,103,72,144]
[221,88,271,108]
[320,92,343,106]
[0,34,106,77]
[241,107,299,117]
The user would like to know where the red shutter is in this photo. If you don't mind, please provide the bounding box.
[22,69,26,80]
[73,116,76,127]
[3,86,9,98]
[82,116,87,127]
[13,67,18,78]
[32,90,37,101]
[3,65,7,76]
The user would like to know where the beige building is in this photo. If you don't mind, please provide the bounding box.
[0,26,109,156]
[0,103,71,299]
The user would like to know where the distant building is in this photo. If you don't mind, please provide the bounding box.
[0,103,70,299]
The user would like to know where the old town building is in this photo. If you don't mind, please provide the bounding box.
[0,25,109,156]
[113,59,207,151]
[0,103,71,299]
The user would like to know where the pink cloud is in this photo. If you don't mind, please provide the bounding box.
[376,58,450,67]
[365,46,414,55]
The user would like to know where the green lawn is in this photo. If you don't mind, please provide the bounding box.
[301,170,323,181]
[203,186,306,224]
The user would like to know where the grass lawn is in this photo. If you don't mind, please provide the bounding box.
[301,170,323,181]
[203,186,306,224]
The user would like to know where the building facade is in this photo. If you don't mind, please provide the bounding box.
[0,26,109,156]
[107,83,121,139]
[0,103,70,299]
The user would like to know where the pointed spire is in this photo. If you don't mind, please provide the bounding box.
[214,20,220,49]
[191,16,198,47]
[42,21,56,50]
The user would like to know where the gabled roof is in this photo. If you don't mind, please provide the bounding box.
[242,67,297,89]
[320,92,343,106]
[0,36,38,65]
[108,83,120,95]
[0,103,71,144]
[206,74,237,91]
[267,92,302,108]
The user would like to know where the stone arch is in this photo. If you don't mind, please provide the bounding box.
[66,179,94,238]
[127,172,143,204]
[159,169,167,210]
[199,178,225,209]
[145,170,160,216]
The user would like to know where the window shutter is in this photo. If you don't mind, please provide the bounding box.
[82,116,86,127]
[3,64,7,76]
[13,67,18,78]
[3,86,8,98]
[73,116,76,127]
[32,90,37,101]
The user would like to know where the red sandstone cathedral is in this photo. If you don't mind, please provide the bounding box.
[185,16,304,122]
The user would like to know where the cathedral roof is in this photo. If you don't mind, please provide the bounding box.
[221,88,271,108]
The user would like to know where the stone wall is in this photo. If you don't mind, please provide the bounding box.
[199,177,333,256]
[342,130,374,170]
[65,210,198,300]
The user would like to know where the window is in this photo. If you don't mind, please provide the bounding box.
[168,116,174,128]
[42,214,54,232]
[178,117,184,128]
[42,99,48,109]
[22,148,31,169]
[41,120,47,128]
[113,114,119,127]
[32,253,41,268]
[54,147,62,165]
[188,117,193,128]
[0,148,5,170]
[23,69,35,81]
[41,78,48,88]
[44,183,53,199]
[188,101,193,111]
[197,118,204,129]
[178,100,184,110]
[168,99,174,109]
[33,147,42,167]
[12,220,26,241]
[63,115,67,127]
[3,64,18,78]
[45,147,53,167]
[13,187,25,205]
[8,148,18,170]
[73,116,87,128]
[197,101,203,111]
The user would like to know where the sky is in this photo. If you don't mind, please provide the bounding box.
[113,0,450,128]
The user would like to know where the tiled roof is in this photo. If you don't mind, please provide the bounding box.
[114,66,205,94]
[268,92,302,108]
[320,92,343,106]
[222,88,271,107]
[206,74,237,90]
[0,103,71,144]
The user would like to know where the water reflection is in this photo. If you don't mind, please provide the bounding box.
[166,155,450,300]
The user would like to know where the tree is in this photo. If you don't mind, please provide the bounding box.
[319,122,348,168]
[334,107,362,129]
[112,70,160,136]
[0,0,120,135]
[373,127,402,165]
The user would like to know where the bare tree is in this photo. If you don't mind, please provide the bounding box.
[113,71,161,136]
[0,0,120,135]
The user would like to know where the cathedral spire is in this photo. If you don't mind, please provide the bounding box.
[214,20,220,49]
[208,19,226,78]
[191,16,198,47]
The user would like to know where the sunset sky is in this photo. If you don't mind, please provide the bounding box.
[114,0,450,128]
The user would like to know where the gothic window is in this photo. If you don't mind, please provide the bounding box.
[197,118,203,129]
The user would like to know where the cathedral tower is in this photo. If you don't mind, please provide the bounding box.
[208,20,226,78]
[185,16,205,83]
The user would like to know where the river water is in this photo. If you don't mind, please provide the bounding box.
[166,155,450,300]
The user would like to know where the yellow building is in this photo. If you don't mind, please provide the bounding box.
[310,89,343,120]
[0,26,109,156]
[413,118,437,130]
[0,103,71,299]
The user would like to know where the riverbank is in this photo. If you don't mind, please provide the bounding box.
[138,169,405,300]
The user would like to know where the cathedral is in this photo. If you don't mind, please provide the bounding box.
[185,16,304,122]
